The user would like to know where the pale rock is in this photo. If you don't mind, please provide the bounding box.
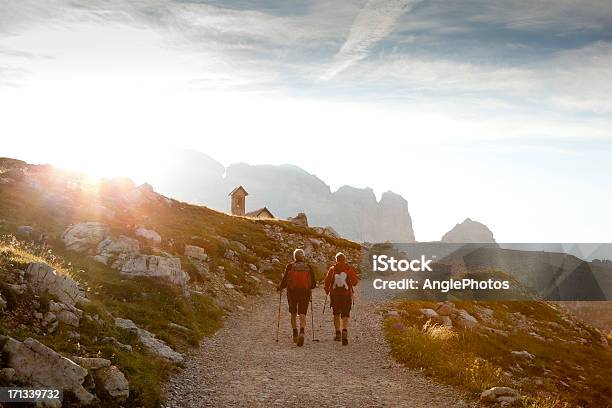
[114,318,183,363]
[114,318,139,335]
[121,255,189,287]
[248,263,257,271]
[455,309,479,330]
[224,283,235,290]
[387,310,399,317]
[26,263,83,306]
[511,350,535,360]
[93,366,129,403]
[95,235,140,266]
[224,249,237,260]
[135,226,161,243]
[184,245,208,261]
[232,241,248,252]
[420,308,439,319]
[62,222,109,252]
[57,310,80,327]
[42,312,57,326]
[288,212,308,227]
[72,357,111,370]
[480,387,519,403]
[1,337,95,405]
[435,301,456,316]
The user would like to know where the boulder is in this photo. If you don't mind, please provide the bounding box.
[184,245,208,261]
[420,308,439,319]
[455,309,479,330]
[224,249,237,260]
[135,227,161,243]
[114,318,183,363]
[26,263,83,306]
[288,212,308,227]
[435,301,456,316]
[511,350,535,360]
[1,337,95,405]
[72,357,111,370]
[93,366,129,403]
[95,235,140,266]
[120,255,189,287]
[48,301,82,327]
[313,226,339,238]
[62,222,109,252]
[480,387,519,404]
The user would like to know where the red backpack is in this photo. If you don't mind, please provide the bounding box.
[287,261,311,290]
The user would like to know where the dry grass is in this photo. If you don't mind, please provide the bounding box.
[385,301,612,407]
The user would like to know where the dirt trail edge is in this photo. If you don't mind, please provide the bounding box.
[165,288,468,407]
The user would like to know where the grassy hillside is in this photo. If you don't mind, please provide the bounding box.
[385,301,612,407]
[0,158,361,407]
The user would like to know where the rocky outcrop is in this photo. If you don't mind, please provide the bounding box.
[26,263,84,306]
[61,222,189,290]
[94,235,140,267]
[184,245,208,261]
[62,222,109,252]
[135,226,162,243]
[1,337,96,405]
[121,255,189,287]
[94,365,130,403]
[115,318,183,363]
[288,212,308,227]
[441,218,496,243]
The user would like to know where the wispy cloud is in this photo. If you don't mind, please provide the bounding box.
[321,0,420,80]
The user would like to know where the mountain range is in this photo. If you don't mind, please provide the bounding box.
[142,149,493,243]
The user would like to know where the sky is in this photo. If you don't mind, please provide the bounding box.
[1,0,611,242]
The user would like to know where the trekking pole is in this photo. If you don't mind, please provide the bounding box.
[275,290,282,343]
[311,294,319,342]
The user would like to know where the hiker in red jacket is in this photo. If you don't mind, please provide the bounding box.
[324,252,359,345]
[277,248,316,346]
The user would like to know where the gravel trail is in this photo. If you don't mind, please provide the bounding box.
[165,288,468,407]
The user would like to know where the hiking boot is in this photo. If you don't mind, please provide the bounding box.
[297,333,305,347]
[342,330,348,346]
[334,331,341,342]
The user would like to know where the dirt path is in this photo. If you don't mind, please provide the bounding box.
[165,288,468,407]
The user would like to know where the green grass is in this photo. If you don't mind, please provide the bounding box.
[385,301,612,407]
[0,241,223,408]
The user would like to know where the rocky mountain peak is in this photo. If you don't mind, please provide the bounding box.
[441,218,496,243]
